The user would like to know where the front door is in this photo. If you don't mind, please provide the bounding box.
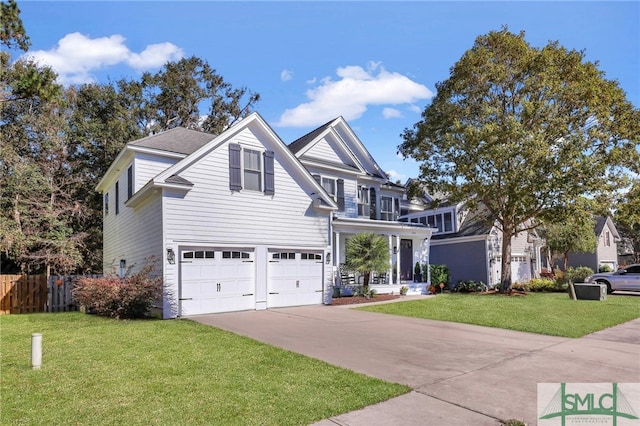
[400,239,413,281]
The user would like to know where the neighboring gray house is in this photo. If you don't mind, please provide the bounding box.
[562,216,620,272]
[401,198,543,287]
[97,113,433,318]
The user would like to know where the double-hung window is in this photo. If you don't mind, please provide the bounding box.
[380,196,394,221]
[357,185,369,217]
[243,149,262,191]
[322,177,336,199]
[229,143,275,195]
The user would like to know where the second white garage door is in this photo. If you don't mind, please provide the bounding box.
[268,250,324,308]
[180,248,255,316]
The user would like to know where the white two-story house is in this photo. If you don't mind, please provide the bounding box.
[97,113,433,318]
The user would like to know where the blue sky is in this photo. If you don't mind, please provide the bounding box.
[16,1,640,182]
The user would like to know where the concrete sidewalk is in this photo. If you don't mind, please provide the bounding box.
[189,298,640,425]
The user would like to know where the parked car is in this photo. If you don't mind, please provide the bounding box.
[584,264,640,293]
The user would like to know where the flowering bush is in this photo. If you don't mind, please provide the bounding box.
[73,261,162,319]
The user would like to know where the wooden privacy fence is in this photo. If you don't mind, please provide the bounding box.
[0,274,101,315]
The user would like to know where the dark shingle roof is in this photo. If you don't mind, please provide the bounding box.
[287,119,336,154]
[594,216,607,236]
[432,204,494,240]
[129,127,214,155]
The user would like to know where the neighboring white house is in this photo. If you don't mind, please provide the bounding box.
[97,113,433,318]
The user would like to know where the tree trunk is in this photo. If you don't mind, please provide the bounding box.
[499,224,514,293]
[363,271,370,293]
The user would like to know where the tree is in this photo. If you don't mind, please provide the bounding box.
[614,180,640,263]
[345,233,389,292]
[540,209,597,270]
[0,0,29,51]
[399,28,640,292]
[141,56,260,134]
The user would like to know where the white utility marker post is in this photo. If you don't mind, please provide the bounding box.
[31,333,42,369]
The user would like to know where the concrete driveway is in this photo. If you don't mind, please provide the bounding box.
[189,298,640,425]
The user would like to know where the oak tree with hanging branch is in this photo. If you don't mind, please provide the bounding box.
[399,28,640,292]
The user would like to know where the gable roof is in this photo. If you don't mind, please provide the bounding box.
[288,119,334,154]
[129,127,214,155]
[595,216,620,240]
[287,117,388,180]
[127,112,337,210]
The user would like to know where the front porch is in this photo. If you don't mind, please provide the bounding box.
[333,281,430,297]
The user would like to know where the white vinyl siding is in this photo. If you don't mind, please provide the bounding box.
[103,179,163,276]
[163,127,330,248]
[304,138,345,164]
[134,154,180,191]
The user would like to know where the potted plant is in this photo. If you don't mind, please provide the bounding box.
[414,262,422,282]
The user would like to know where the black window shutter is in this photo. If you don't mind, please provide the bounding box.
[369,187,376,220]
[264,150,275,195]
[127,165,133,199]
[394,197,400,220]
[229,143,242,191]
[337,179,345,211]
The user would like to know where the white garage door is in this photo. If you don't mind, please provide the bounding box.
[180,248,255,315]
[268,250,324,308]
[511,256,531,284]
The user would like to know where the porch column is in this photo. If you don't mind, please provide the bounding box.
[395,235,401,284]
[335,232,340,267]
[388,235,393,282]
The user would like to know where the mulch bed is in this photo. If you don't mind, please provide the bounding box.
[331,294,402,306]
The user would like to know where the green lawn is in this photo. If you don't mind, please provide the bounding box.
[1,313,409,425]
[359,292,640,338]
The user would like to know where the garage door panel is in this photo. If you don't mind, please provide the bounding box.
[267,251,323,308]
[179,248,255,315]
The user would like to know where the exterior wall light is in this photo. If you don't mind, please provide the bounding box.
[167,248,176,264]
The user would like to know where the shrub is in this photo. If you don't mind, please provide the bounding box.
[599,264,613,273]
[527,278,557,292]
[73,261,162,319]
[429,264,450,288]
[512,282,530,292]
[563,266,594,284]
[452,280,487,293]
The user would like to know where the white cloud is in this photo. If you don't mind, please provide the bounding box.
[23,32,183,85]
[276,62,433,127]
[386,169,405,183]
[409,104,422,114]
[128,42,183,70]
[382,107,403,119]
[281,69,293,82]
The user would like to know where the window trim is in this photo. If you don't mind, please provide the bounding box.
[243,147,263,192]
[321,177,337,198]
